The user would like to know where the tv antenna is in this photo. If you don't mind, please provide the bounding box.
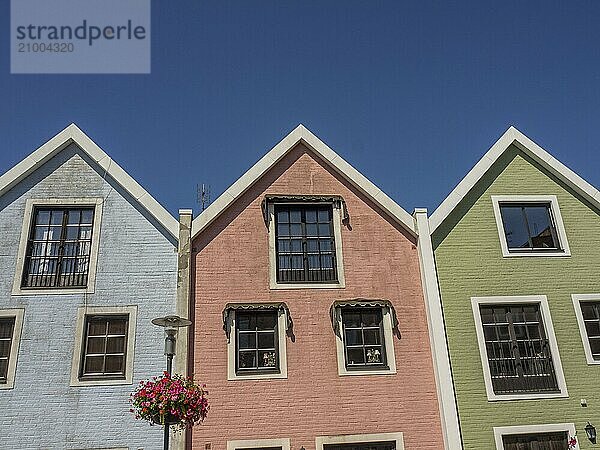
[197,183,211,211]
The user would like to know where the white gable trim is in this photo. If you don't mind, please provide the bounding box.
[0,124,178,238]
[191,124,415,238]
[430,126,600,233]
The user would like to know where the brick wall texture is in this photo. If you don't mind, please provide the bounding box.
[433,146,600,449]
[191,144,444,450]
[0,144,177,449]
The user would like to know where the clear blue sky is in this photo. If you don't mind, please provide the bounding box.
[1,1,599,216]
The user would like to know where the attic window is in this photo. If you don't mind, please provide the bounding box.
[265,196,346,289]
[13,198,103,295]
[491,196,570,258]
[21,207,95,289]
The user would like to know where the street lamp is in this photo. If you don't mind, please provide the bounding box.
[152,315,192,450]
[585,421,597,444]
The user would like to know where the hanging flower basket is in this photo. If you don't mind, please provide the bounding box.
[130,371,209,431]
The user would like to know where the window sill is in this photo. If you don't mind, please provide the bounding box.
[501,250,571,258]
[12,286,94,296]
[71,377,132,387]
[227,371,287,381]
[486,391,568,402]
[338,368,396,377]
[270,281,345,290]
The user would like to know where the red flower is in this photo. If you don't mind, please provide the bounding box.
[129,372,209,431]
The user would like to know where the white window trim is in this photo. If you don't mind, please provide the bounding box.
[493,423,578,450]
[0,308,25,390]
[70,305,137,387]
[227,309,288,381]
[316,432,404,450]
[334,305,397,376]
[491,195,571,257]
[12,198,104,295]
[572,294,600,365]
[268,201,345,289]
[471,295,568,401]
[227,438,290,450]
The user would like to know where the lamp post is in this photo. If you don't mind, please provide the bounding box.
[152,315,192,450]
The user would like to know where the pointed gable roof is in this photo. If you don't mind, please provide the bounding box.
[191,124,416,238]
[0,123,179,238]
[429,126,600,233]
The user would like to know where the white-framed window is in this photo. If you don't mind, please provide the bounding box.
[471,295,568,401]
[70,306,137,386]
[493,423,578,450]
[227,438,290,450]
[332,302,397,376]
[572,294,600,365]
[491,195,570,257]
[226,308,289,381]
[0,309,25,390]
[316,432,405,450]
[267,199,345,289]
[13,198,103,295]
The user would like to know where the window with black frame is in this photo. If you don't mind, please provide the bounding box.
[579,301,600,360]
[80,315,128,379]
[235,310,279,374]
[479,303,559,395]
[274,204,337,283]
[341,307,387,370]
[22,207,95,288]
[0,317,15,383]
[501,431,568,450]
[324,442,396,450]
[499,203,561,252]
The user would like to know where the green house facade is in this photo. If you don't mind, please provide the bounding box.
[429,127,600,450]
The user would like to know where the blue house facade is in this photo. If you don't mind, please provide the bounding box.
[0,125,179,449]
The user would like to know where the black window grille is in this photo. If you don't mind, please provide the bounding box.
[22,207,95,288]
[342,307,387,370]
[479,303,559,395]
[502,431,568,450]
[235,310,279,375]
[499,203,561,252]
[274,204,337,283]
[80,315,128,379]
[0,317,15,383]
[580,301,600,360]
[324,442,396,450]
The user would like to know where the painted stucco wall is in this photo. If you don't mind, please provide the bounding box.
[191,144,444,450]
[433,146,600,449]
[0,144,177,449]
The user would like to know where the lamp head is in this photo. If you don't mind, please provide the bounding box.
[585,421,596,443]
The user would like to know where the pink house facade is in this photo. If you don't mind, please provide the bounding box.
[188,126,449,450]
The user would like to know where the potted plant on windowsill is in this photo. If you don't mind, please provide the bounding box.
[130,371,209,430]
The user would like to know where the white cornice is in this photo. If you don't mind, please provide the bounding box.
[191,124,416,238]
[429,126,600,233]
[0,123,178,239]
